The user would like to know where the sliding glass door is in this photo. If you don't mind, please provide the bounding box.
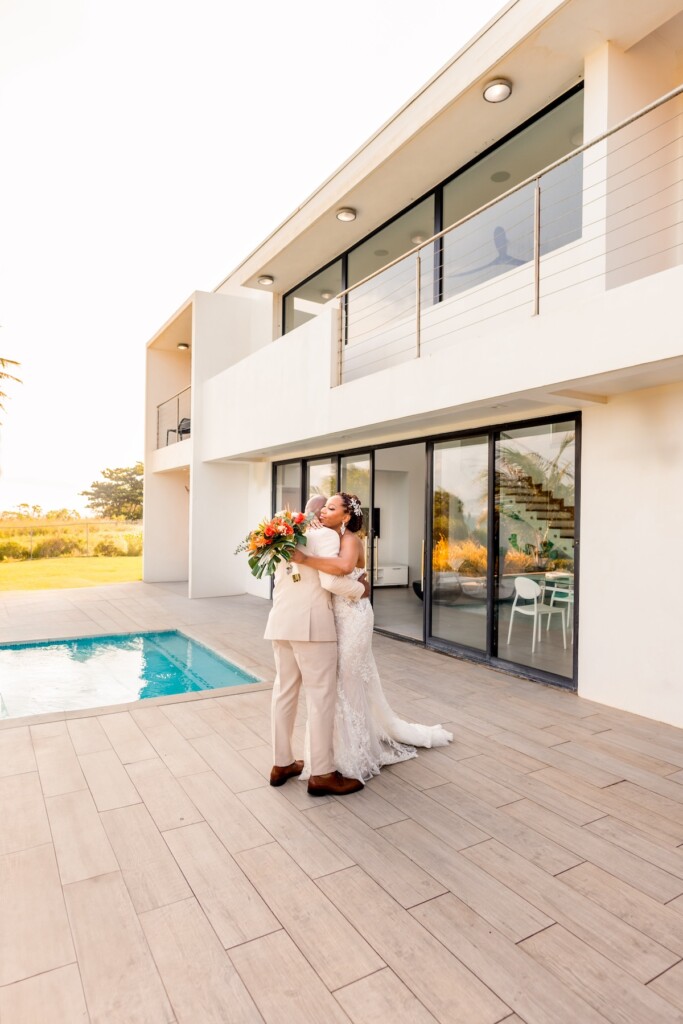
[430,436,489,652]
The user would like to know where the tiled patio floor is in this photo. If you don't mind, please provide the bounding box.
[1,581,683,1022]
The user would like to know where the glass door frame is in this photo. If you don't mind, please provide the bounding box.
[271,409,580,692]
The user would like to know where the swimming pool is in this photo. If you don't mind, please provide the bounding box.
[0,630,260,719]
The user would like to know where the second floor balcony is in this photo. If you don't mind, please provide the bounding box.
[157,387,191,449]
[202,85,683,463]
[336,84,683,385]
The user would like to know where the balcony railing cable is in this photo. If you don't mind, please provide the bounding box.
[335,82,683,385]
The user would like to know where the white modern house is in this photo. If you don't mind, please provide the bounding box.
[144,0,683,728]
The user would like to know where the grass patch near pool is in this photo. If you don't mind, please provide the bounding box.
[0,556,143,591]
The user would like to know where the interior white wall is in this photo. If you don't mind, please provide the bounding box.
[374,443,426,584]
[142,469,190,582]
[579,381,683,726]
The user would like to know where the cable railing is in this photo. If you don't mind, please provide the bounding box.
[336,84,683,385]
[156,387,191,449]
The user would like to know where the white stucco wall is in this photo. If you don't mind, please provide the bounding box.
[579,381,683,725]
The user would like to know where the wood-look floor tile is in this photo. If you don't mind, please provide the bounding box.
[586,815,683,878]
[78,749,141,811]
[334,967,439,1024]
[126,756,203,831]
[369,772,487,848]
[506,799,683,901]
[189,732,266,793]
[412,893,615,1024]
[520,922,683,1024]
[64,870,172,1024]
[66,716,112,755]
[648,960,683,1012]
[528,767,683,846]
[0,964,88,1023]
[0,772,51,855]
[98,711,156,763]
[463,838,679,983]
[385,758,448,790]
[328,783,408,828]
[130,707,209,777]
[380,818,552,941]
[493,731,623,787]
[461,754,607,825]
[30,722,87,797]
[238,787,353,876]
[229,929,351,1023]
[100,803,192,912]
[160,701,217,739]
[179,771,271,853]
[163,822,278,948]
[46,789,119,885]
[428,783,582,874]
[0,844,75,986]
[318,866,509,1024]
[306,799,445,904]
[217,690,273,720]
[559,861,683,956]
[418,752,522,806]
[234,841,384,988]
[0,727,36,777]
[191,701,264,749]
[140,897,262,1024]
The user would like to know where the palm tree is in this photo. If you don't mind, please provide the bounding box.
[0,357,21,419]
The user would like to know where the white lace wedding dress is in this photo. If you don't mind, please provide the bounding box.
[330,568,453,782]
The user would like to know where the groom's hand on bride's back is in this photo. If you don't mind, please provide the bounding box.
[359,573,371,598]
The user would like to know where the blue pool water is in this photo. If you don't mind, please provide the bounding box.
[0,630,259,719]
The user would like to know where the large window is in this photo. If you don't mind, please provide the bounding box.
[284,259,343,334]
[283,87,583,335]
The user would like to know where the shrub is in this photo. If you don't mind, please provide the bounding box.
[0,541,29,561]
[32,537,83,558]
[94,539,124,557]
[124,533,143,556]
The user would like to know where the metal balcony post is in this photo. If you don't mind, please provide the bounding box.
[533,179,541,316]
[416,250,422,358]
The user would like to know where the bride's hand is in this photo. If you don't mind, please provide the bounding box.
[308,517,323,530]
[290,549,306,564]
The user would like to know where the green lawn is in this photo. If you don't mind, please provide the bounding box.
[0,556,143,591]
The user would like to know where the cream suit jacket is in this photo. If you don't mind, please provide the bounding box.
[264,526,364,642]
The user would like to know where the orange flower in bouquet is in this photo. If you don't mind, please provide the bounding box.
[235,509,314,578]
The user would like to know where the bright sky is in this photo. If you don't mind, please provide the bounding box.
[0,0,506,515]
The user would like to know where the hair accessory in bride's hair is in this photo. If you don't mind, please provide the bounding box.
[349,496,362,517]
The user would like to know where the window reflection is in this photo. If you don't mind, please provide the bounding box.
[284,260,342,334]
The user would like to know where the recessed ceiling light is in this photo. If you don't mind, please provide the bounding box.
[336,207,357,222]
[257,275,274,286]
[483,78,512,103]
[411,233,427,245]
[491,170,510,183]
[320,290,334,301]
[374,248,389,257]
[570,127,583,148]
[177,342,190,350]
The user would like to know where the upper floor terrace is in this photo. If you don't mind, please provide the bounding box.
[201,83,683,463]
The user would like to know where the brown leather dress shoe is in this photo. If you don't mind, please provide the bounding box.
[270,760,304,787]
[307,771,364,797]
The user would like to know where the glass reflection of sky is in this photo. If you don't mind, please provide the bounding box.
[0,631,258,720]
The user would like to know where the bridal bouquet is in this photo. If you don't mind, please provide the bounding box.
[235,509,314,579]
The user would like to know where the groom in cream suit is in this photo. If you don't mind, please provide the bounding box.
[265,497,369,796]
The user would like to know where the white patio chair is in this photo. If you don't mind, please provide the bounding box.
[546,576,574,639]
[506,576,566,654]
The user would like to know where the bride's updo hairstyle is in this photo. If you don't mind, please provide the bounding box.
[338,492,363,533]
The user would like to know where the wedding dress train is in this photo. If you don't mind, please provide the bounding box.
[330,568,453,782]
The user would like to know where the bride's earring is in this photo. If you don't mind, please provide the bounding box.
[340,523,346,535]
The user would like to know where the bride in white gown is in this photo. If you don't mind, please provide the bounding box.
[293,493,453,782]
